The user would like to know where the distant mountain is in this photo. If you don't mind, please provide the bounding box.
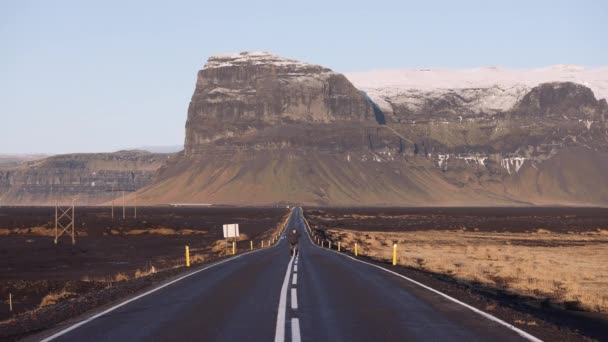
[134,52,608,206]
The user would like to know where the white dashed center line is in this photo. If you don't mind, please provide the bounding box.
[291,318,301,342]
[292,273,297,285]
[274,255,295,342]
[291,288,298,310]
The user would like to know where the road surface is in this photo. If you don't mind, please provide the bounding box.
[40,208,535,342]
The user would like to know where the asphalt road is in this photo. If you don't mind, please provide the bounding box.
[40,207,534,342]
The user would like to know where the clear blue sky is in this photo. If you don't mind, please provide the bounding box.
[1,0,606,154]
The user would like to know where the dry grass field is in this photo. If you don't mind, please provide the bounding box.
[324,228,608,313]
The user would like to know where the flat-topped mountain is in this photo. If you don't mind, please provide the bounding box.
[185,52,376,156]
[135,53,608,206]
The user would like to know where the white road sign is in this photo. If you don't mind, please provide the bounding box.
[222,224,240,238]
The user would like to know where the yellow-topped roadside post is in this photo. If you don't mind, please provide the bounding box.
[250,240,253,250]
[392,244,397,266]
[185,245,190,267]
[338,242,341,252]
[232,241,236,255]
[355,243,358,256]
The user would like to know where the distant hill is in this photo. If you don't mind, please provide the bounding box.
[0,150,174,205]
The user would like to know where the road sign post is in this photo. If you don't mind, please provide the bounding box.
[223,224,240,254]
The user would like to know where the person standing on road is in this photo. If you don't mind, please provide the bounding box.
[288,228,300,256]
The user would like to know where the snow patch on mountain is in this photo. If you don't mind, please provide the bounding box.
[345,65,608,114]
[204,51,325,72]
[501,157,527,174]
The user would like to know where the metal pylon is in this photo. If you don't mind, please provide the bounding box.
[55,200,75,245]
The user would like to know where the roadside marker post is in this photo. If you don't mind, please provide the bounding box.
[392,244,397,266]
[185,246,190,267]
[338,242,341,252]
[321,240,324,248]
[250,240,253,250]
[355,243,358,256]
[9,293,12,312]
[232,241,236,255]
[329,241,332,249]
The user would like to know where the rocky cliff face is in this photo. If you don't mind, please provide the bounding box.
[0,151,171,205]
[184,52,377,156]
[136,53,608,206]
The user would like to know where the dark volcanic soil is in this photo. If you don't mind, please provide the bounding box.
[0,206,287,322]
[306,206,608,233]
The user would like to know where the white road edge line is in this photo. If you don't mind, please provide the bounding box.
[292,273,298,285]
[42,208,296,342]
[291,288,298,310]
[299,208,543,342]
[291,318,302,342]
[274,255,296,342]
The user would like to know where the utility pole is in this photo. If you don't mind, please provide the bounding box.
[106,186,135,221]
[111,184,114,220]
[134,192,137,219]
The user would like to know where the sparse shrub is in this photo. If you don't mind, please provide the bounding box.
[190,254,207,264]
[114,272,130,282]
[414,257,426,269]
[40,290,77,307]
[135,265,157,278]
